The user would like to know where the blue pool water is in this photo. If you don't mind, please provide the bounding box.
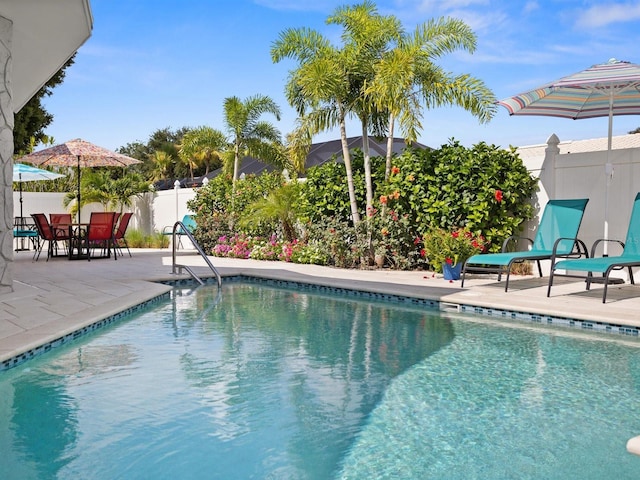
[1,282,640,479]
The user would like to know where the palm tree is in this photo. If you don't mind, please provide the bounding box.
[326,1,402,215]
[240,182,301,242]
[62,169,150,215]
[272,26,363,225]
[365,17,497,179]
[149,150,174,182]
[222,95,283,184]
[179,126,227,179]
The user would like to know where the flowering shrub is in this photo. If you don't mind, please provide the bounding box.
[421,227,487,272]
[249,235,282,261]
[212,234,257,258]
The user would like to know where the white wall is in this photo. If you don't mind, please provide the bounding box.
[16,138,640,278]
[13,192,103,224]
[14,187,198,236]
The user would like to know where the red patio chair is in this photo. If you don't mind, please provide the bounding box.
[31,213,70,261]
[114,212,133,257]
[87,212,118,261]
[49,213,72,229]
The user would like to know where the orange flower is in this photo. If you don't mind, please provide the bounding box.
[381,227,389,236]
[406,174,414,182]
[393,190,400,199]
[391,166,400,175]
[380,195,388,205]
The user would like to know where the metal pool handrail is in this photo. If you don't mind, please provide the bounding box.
[171,220,221,288]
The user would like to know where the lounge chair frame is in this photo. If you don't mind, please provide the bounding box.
[461,198,590,291]
[162,214,196,249]
[548,193,640,303]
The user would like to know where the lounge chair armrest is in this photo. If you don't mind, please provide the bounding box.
[501,236,534,253]
[551,237,589,258]
[590,238,625,258]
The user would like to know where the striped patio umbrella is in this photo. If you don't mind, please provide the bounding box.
[16,139,142,223]
[498,58,640,245]
[13,163,66,222]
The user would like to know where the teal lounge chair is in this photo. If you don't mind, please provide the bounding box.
[548,193,640,303]
[461,198,589,291]
[162,214,196,249]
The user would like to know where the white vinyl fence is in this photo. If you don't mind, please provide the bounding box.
[15,133,640,279]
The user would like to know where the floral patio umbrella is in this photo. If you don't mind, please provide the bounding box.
[16,138,142,222]
[497,58,640,247]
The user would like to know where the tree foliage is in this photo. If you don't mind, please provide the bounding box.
[13,55,76,155]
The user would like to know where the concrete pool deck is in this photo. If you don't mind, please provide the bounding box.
[2,247,640,367]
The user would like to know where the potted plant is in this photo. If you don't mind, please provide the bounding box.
[421,227,487,279]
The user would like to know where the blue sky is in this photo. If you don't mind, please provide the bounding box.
[42,0,640,152]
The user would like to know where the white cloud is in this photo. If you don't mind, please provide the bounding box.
[523,1,539,14]
[576,2,640,28]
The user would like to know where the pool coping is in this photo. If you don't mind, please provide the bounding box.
[5,271,640,373]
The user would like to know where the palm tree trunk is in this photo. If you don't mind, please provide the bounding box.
[339,107,361,226]
[361,122,373,216]
[385,112,395,181]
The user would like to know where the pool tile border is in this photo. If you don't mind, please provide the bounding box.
[223,275,640,337]
[4,274,639,373]
[0,292,170,372]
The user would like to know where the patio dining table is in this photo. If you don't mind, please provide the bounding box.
[57,223,90,260]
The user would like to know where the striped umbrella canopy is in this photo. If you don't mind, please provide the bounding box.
[16,138,142,222]
[498,58,640,246]
[13,163,66,221]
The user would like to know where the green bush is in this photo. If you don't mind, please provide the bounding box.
[187,140,537,270]
[125,229,170,248]
[381,141,538,251]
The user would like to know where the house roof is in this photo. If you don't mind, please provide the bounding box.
[0,0,93,112]
[202,136,426,183]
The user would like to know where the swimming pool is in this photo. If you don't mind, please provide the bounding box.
[1,281,640,479]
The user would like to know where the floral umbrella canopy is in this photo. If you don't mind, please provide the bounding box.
[497,58,640,246]
[16,138,142,222]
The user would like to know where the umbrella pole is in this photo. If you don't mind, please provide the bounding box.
[19,176,25,251]
[77,156,81,224]
[19,174,23,220]
[603,92,614,255]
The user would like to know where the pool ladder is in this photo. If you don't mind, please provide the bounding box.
[170,220,222,288]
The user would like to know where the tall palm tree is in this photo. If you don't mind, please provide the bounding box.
[222,95,283,184]
[272,26,363,225]
[365,17,497,179]
[326,1,402,215]
[179,126,227,179]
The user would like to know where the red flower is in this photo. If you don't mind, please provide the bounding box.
[420,248,426,257]
[414,236,421,245]
[445,257,453,265]
[495,189,503,203]
[391,166,400,175]
[451,231,460,238]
